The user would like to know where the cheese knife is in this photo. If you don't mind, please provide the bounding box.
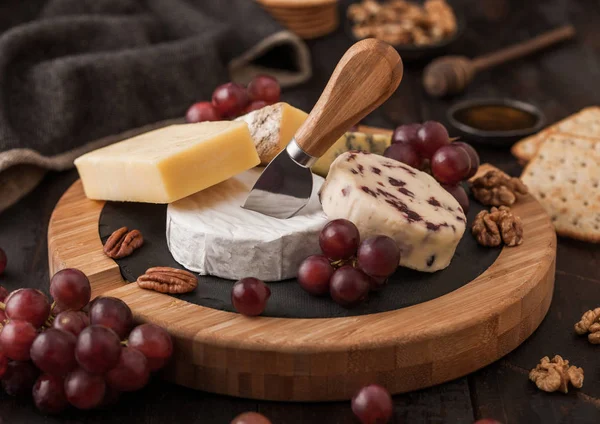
[243,39,404,219]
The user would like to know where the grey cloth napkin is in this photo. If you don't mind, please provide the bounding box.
[0,0,312,213]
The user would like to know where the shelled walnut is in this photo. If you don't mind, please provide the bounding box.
[574,307,600,344]
[348,0,457,46]
[470,170,528,207]
[472,206,523,247]
[529,355,584,393]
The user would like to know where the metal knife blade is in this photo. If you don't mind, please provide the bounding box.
[242,139,314,219]
[243,39,403,219]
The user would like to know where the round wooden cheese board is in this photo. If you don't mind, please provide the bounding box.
[48,138,556,401]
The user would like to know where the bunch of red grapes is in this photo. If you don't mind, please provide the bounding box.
[298,219,401,308]
[0,267,173,414]
[384,121,480,213]
[185,75,281,123]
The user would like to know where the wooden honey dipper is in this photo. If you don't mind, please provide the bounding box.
[423,25,576,97]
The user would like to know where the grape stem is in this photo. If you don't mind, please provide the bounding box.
[0,301,5,311]
[121,340,129,346]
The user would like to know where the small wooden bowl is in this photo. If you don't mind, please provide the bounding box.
[447,98,545,147]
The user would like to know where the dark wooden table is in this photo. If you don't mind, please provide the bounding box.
[1,0,599,422]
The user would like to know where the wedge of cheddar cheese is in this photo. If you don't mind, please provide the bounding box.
[75,122,260,204]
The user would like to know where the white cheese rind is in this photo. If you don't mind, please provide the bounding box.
[319,152,466,272]
[167,169,327,281]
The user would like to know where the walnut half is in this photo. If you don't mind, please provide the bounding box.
[472,206,523,247]
[470,170,528,207]
[574,307,600,344]
[529,355,584,393]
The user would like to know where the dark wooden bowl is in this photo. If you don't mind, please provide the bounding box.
[447,98,546,147]
[345,10,465,62]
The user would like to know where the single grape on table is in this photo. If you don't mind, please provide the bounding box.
[329,266,370,308]
[185,101,222,123]
[64,368,106,410]
[351,384,393,424]
[297,255,335,296]
[431,144,472,185]
[89,296,133,339]
[30,328,77,376]
[127,323,174,372]
[319,219,360,260]
[2,360,39,396]
[5,288,51,328]
[212,82,250,118]
[357,236,401,279]
[247,75,281,104]
[416,121,450,159]
[230,278,271,317]
[50,268,92,311]
[106,346,150,392]
[75,325,122,374]
[33,374,69,414]
[0,319,38,361]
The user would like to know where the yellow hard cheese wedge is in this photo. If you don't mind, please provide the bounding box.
[74,122,260,203]
[312,131,392,177]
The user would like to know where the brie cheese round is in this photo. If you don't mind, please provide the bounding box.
[167,169,327,281]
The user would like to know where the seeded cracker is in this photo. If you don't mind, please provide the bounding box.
[512,106,600,162]
[521,133,600,242]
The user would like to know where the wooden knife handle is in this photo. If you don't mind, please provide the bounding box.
[294,39,403,159]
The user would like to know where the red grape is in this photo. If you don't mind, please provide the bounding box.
[368,275,389,291]
[89,296,133,339]
[2,360,39,396]
[53,310,90,337]
[33,374,69,414]
[0,309,6,324]
[64,368,106,410]
[0,247,6,275]
[231,412,272,424]
[431,144,471,184]
[416,121,451,159]
[231,278,271,317]
[247,75,281,104]
[0,319,37,360]
[5,288,51,328]
[75,325,121,374]
[0,349,8,378]
[212,82,249,118]
[185,101,222,123]
[106,347,150,392]
[244,100,269,114]
[392,123,421,146]
[383,143,423,170]
[319,219,360,260]
[357,236,401,278]
[128,323,174,371]
[329,266,370,308]
[50,268,91,311]
[474,420,502,424]
[454,141,480,178]
[297,255,334,296]
[442,184,470,214]
[30,328,77,376]
[352,384,393,424]
[0,285,9,302]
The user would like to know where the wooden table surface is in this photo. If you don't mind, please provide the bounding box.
[1,0,599,422]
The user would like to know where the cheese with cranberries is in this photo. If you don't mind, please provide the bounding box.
[319,152,466,272]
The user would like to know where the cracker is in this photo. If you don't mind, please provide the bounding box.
[512,107,600,162]
[521,133,600,243]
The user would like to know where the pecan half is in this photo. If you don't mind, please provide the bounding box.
[104,227,144,259]
[137,267,198,294]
